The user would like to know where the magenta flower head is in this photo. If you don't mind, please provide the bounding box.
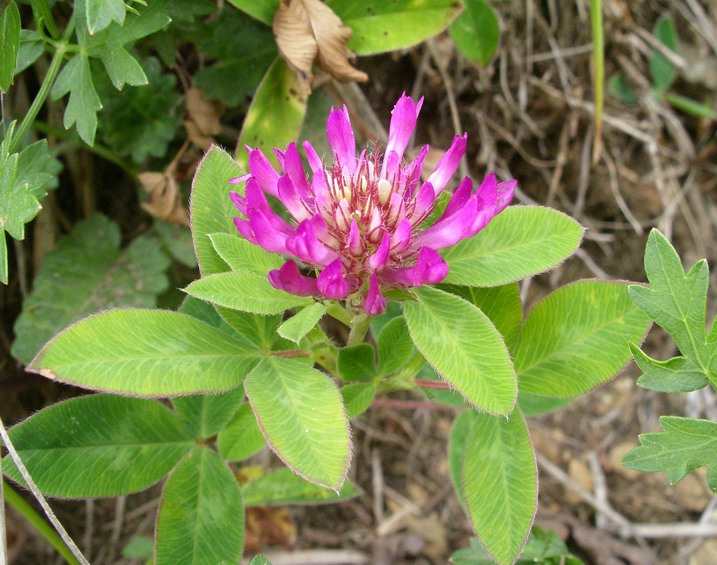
[230,94,515,315]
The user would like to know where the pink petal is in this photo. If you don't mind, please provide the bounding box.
[278,174,312,222]
[317,259,350,299]
[404,144,429,197]
[409,182,435,224]
[348,220,364,256]
[229,173,250,184]
[381,93,423,178]
[286,216,338,266]
[368,231,390,270]
[247,149,280,198]
[230,191,247,215]
[303,141,324,173]
[326,106,356,173]
[410,195,477,251]
[496,179,516,213]
[234,217,256,244]
[245,179,295,234]
[363,274,387,315]
[441,177,473,219]
[426,133,467,194]
[391,218,412,253]
[381,247,448,287]
[269,261,319,297]
[283,143,311,200]
[246,209,292,254]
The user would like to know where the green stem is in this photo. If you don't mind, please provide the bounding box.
[590,0,604,162]
[3,481,81,565]
[304,325,338,375]
[325,302,352,326]
[346,314,370,346]
[9,16,75,154]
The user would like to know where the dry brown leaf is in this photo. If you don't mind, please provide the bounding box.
[273,0,368,94]
[184,88,224,150]
[244,507,297,554]
[139,171,189,225]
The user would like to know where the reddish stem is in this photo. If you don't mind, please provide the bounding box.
[414,379,451,390]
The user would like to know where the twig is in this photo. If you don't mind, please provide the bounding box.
[244,549,369,565]
[371,449,384,525]
[426,39,470,180]
[414,379,451,390]
[0,418,90,565]
[587,450,608,529]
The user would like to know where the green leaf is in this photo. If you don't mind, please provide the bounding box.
[518,392,573,417]
[50,53,102,145]
[515,281,650,397]
[209,232,283,275]
[337,343,377,382]
[629,230,712,373]
[377,316,414,376]
[185,271,312,315]
[417,363,466,406]
[278,303,327,344]
[328,0,463,55]
[236,58,307,169]
[15,30,46,76]
[226,0,277,25]
[449,0,499,67]
[650,14,677,92]
[442,207,584,286]
[622,416,717,491]
[663,92,717,120]
[340,382,376,418]
[463,410,537,565]
[84,0,170,47]
[156,447,244,564]
[404,286,517,414]
[216,307,282,350]
[0,1,21,92]
[245,357,351,489]
[122,536,154,559]
[94,43,148,89]
[608,74,638,105]
[217,402,266,461]
[154,220,198,268]
[85,0,126,34]
[3,394,194,497]
[12,214,170,364]
[172,386,245,439]
[242,467,361,506]
[631,344,708,393]
[14,138,62,199]
[194,7,277,106]
[440,283,522,352]
[448,410,474,507]
[250,556,273,565]
[97,57,179,162]
[191,146,245,275]
[29,310,262,396]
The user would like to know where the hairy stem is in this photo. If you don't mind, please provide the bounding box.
[346,313,370,346]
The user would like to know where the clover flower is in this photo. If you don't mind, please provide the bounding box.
[230,94,515,315]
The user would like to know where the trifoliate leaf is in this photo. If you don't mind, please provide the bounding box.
[12,214,170,363]
[623,416,717,492]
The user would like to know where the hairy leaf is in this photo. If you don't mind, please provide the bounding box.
[217,402,266,461]
[3,395,194,497]
[449,0,499,67]
[404,286,517,414]
[242,467,361,506]
[278,303,327,344]
[172,386,245,439]
[463,410,537,565]
[245,357,351,489]
[29,310,262,396]
[12,215,169,363]
[442,207,584,287]
[156,448,244,564]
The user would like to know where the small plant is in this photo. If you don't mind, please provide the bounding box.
[609,14,717,119]
[3,93,651,564]
[623,229,717,491]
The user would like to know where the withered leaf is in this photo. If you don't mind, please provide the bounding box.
[273,0,368,94]
[184,88,224,150]
[139,171,189,225]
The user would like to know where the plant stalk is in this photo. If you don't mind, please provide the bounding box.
[346,313,370,346]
